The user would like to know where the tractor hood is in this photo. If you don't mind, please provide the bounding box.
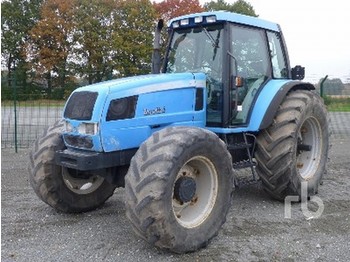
[72,72,206,98]
[62,72,207,152]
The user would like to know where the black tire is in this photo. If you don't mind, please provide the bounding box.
[255,90,329,200]
[28,121,117,213]
[125,126,233,253]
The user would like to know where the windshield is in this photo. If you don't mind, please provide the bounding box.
[166,24,224,80]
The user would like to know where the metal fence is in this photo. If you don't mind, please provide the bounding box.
[329,111,350,139]
[1,100,63,150]
[1,95,350,150]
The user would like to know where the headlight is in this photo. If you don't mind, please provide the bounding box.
[78,122,99,135]
[172,21,179,28]
[180,18,189,26]
[194,16,203,23]
[106,96,138,121]
[109,98,128,117]
[206,15,217,23]
[65,121,74,132]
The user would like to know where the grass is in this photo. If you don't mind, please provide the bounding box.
[323,96,350,112]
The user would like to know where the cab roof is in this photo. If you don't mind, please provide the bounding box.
[168,11,280,32]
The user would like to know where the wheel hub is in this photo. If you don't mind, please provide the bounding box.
[62,168,105,195]
[296,117,322,179]
[172,156,218,228]
[174,176,196,203]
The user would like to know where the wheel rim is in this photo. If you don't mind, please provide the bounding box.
[296,116,323,180]
[62,168,105,195]
[172,156,218,228]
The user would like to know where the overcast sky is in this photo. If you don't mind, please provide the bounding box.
[200,0,350,83]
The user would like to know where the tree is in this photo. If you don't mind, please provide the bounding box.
[153,0,204,22]
[27,0,76,94]
[112,0,157,76]
[1,0,43,88]
[72,0,116,84]
[204,0,258,17]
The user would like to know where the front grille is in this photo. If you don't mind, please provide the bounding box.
[64,91,98,120]
[63,134,93,149]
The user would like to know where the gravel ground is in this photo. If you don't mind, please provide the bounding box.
[1,138,350,262]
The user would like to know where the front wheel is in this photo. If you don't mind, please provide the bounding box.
[125,127,234,253]
[28,121,117,213]
[255,90,329,200]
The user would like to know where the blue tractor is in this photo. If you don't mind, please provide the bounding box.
[29,11,329,253]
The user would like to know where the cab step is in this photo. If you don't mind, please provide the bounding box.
[234,176,260,187]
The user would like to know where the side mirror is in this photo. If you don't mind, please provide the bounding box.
[291,65,305,80]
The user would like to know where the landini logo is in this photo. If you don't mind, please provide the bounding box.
[143,106,166,116]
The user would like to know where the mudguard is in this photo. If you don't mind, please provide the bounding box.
[258,80,315,130]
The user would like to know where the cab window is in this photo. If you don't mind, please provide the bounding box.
[267,31,288,78]
[230,25,270,124]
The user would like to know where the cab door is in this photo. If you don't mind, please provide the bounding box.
[229,24,271,125]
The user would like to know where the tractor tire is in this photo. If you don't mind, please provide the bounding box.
[255,90,329,200]
[28,121,117,213]
[125,126,233,253]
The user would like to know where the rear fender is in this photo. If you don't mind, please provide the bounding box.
[257,80,315,130]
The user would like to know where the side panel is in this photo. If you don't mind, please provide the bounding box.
[100,87,206,152]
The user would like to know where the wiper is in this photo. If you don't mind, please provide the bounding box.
[203,27,219,48]
[173,33,187,50]
[203,27,221,60]
[212,30,221,60]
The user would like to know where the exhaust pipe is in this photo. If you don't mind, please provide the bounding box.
[151,19,164,74]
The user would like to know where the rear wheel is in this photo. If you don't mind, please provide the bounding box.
[28,121,117,213]
[125,126,233,253]
[255,90,329,200]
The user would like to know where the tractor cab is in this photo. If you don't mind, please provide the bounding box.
[162,12,294,128]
